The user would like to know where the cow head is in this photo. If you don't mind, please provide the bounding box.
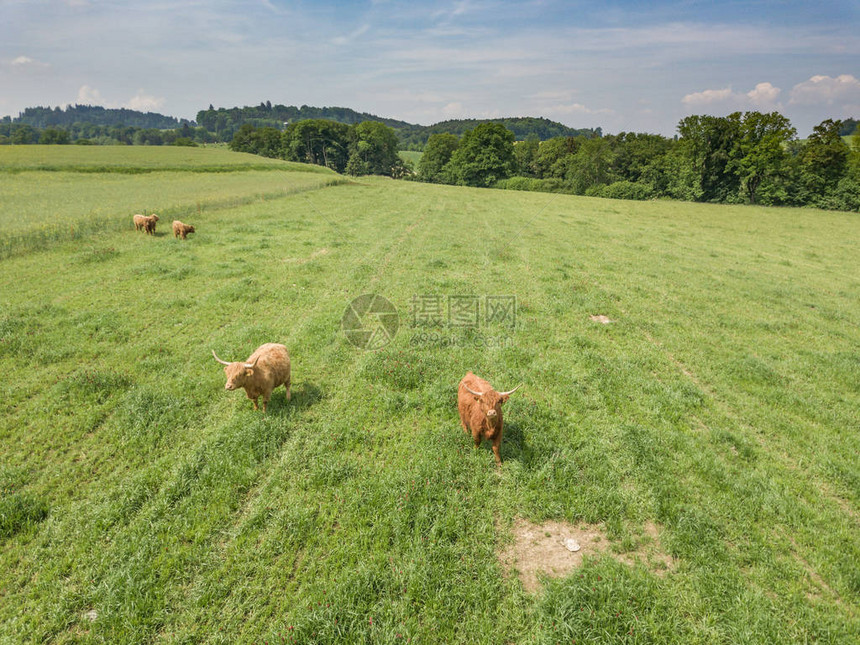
[212,350,259,390]
[187,225,195,234]
[464,383,521,427]
[151,214,159,222]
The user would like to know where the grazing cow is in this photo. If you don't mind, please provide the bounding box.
[143,214,159,235]
[212,343,291,413]
[458,372,521,466]
[172,220,195,240]
[133,214,148,232]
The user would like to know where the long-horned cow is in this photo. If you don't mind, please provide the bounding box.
[212,343,291,413]
[457,372,521,466]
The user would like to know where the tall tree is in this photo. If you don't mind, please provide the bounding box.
[283,119,350,172]
[731,111,796,204]
[417,133,459,183]
[798,119,850,201]
[444,122,516,187]
[563,137,617,194]
[346,121,402,176]
[514,134,540,177]
[677,114,742,202]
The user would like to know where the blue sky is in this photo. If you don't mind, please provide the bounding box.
[1,0,858,136]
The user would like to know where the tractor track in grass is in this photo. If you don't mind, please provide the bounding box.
[151,188,438,636]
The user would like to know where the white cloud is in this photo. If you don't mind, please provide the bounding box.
[441,102,465,118]
[76,85,106,105]
[681,87,734,107]
[543,102,613,116]
[789,74,860,105]
[124,91,165,112]
[9,55,49,69]
[681,82,784,112]
[332,24,370,45]
[746,82,781,107]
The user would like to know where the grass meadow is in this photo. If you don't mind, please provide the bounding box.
[0,146,858,644]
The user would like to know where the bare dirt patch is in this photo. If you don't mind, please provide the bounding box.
[498,518,673,593]
[590,314,615,324]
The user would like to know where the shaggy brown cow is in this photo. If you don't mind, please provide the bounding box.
[143,214,159,235]
[133,214,149,232]
[172,220,195,240]
[458,372,521,466]
[212,343,291,413]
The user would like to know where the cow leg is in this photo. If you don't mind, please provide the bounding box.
[251,397,259,411]
[492,438,502,467]
[472,430,481,449]
[285,378,291,401]
[262,397,268,414]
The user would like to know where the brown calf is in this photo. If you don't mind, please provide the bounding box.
[172,220,195,240]
[212,343,291,413]
[143,214,159,235]
[457,372,521,466]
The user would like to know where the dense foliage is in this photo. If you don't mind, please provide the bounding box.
[0,119,214,146]
[481,113,857,212]
[396,117,600,149]
[227,112,859,210]
[194,102,594,148]
[229,118,407,177]
[14,105,188,129]
[196,102,412,141]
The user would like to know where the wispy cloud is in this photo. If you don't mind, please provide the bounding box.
[1,2,857,135]
[332,23,371,46]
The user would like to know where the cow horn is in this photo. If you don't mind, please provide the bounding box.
[463,385,484,396]
[498,384,522,396]
[243,355,260,369]
[212,349,231,366]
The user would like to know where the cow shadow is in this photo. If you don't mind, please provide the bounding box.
[268,381,323,416]
[500,421,527,463]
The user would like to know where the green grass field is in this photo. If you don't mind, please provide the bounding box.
[0,146,343,258]
[1,147,858,644]
[398,150,423,167]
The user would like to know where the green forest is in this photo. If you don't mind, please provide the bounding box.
[2,104,858,211]
[2,103,599,148]
[228,114,860,212]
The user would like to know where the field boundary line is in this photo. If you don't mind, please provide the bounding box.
[0,178,351,260]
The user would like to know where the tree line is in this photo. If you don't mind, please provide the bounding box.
[396,117,600,150]
[4,102,601,149]
[196,103,595,148]
[228,120,409,178]
[0,120,215,146]
[218,112,860,210]
[14,105,189,129]
[417,114,860,212]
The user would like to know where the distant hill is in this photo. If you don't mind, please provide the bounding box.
[195,103,414,139]
[10,101,602,149]
[196,102,599,148]
[14,105,189,129]
[396,117,601,149]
